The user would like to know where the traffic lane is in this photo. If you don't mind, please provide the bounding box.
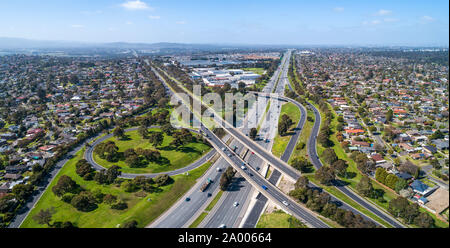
[226,151,327,228]
[156,138,246,227]
[280,102,306,162]
[307,102,404,228]
[153,161,224,228]
[204,176,252,228]
[202,127,328,228]
[204,146,264,227]
[225,126,300,180]
[333,181,404,228]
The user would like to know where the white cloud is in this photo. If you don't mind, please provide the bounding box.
[420,15,435,22]
[176,20,186,25]
[371,20,381,25]
[375,9,392,16]
[333,7,344,12]
[362,20,382,26]
[384,18,399,23]
[148,15,160,19]
[71,24,84,29]
[120,0,152,10]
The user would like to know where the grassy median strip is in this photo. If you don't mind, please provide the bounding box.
[189,190,224,228]
[205,190,224,212]
[271,102,301,158]
[265,168,273,179]
[256,100,271,132]
[188,212,209,228]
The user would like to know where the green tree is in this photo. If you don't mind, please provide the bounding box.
[121,220,138,228]
[290,156,313,173]
[52,175,79,197]
[33,208,55,227]
[375,167,389,184]
[75,159,93,178]
[154,174,171,186]
[113,126,125,139]
[394,178,408,192]
[322,148,338,165]
[70,191,97,212]
[330,159,348,178]
[12,184,34,202]
[385,174,399,189]
[148,132,164,148]
[249,128,257,140]
[294,176,309,190]
[386,109,393,123]
[125,154,141,168]
[356,175,374,197]
[315,166,335,186]
[138,125,148,138]
[161,124,174,136]
[388,196,409,218]
[414,212,434,228]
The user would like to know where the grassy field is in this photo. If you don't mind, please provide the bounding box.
[271,102,301,158]
[256,210,307,228]
[21,149,213,228]
[242,68,265,75]
[93,128,211,174]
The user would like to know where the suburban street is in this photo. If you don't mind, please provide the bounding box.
[306,101,405,228]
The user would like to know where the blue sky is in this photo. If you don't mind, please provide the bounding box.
[0,0,448,46]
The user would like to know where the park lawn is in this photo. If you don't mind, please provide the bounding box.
[289,108,315,163]
[93,129,211,174]
[22,148,213,228]
[271,102,301,158]
[242,68,265,75]
[256,210,307,228]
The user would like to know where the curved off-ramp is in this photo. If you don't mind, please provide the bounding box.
[84,126,216,179]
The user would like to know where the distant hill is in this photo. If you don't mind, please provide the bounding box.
[0,37,92,49]
[0,37,225,50]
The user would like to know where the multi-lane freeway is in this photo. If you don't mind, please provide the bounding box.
[149,54,330,228]
[151,49,405,228]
